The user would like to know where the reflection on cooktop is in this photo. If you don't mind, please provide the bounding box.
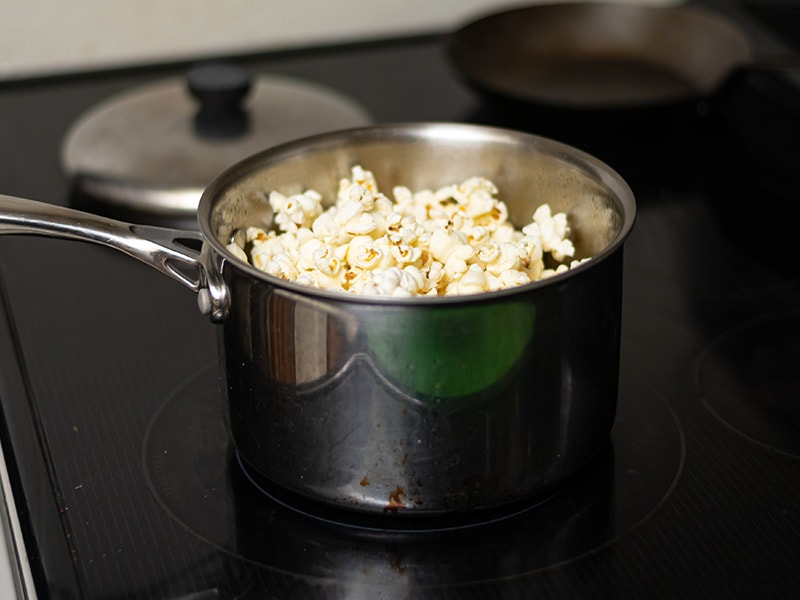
[142,367,683,595]
[698,309,800,457]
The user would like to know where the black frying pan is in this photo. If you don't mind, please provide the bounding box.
[448,2,761,110]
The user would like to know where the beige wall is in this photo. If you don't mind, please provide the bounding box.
[1,0,679,81]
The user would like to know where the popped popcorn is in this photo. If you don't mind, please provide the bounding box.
[227,166,588,297]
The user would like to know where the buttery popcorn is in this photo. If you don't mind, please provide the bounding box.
[227,166,588,297]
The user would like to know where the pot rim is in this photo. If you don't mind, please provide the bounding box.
[197,121,636,306]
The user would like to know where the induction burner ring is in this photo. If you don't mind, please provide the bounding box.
[698,309,800,458]
[143,367,684,592]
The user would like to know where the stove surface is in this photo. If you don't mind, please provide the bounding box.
[1,4,800,598]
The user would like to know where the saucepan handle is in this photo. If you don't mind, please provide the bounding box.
[0,194,230,321]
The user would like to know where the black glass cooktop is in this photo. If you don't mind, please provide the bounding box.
[1,3,800,598]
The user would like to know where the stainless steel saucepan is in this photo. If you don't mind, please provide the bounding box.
[0,123,635,519]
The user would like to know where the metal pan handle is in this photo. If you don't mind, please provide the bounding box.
[0,194,230,321]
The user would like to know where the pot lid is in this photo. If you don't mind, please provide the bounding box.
[61,63,373,216]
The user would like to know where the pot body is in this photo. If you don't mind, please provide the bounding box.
[199,123,635,517]
[221,251,622,516]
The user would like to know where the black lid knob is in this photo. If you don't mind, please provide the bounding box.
[187,63,252,138]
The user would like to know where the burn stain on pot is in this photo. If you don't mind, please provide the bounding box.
[360,474,370,487]
[384,485,408,512]
[389,551,407,575]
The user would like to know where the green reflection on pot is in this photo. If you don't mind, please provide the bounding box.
[365,300,535,404]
